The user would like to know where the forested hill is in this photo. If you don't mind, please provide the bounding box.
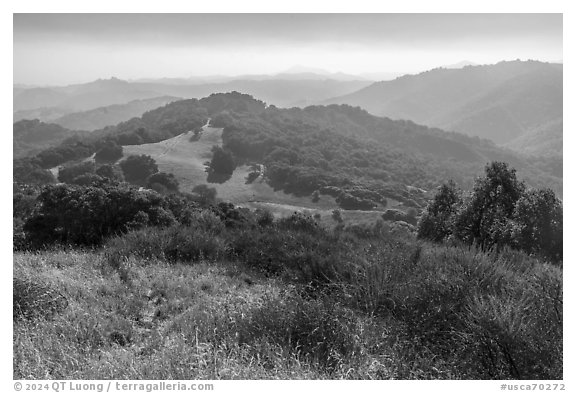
[14,92,561,204]
[13,119,82,159]
[210,101,561,197]
[324,60,562,147]
[48,96,182,131]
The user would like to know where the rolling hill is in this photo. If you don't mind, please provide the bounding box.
[97,93,562,199]
[51,96,182,131]
[13,78,162,112]
[120,122,357,219]
[15,93,562,205]
[325,60,562,148]
[504,119,563,157]
[13,119,81,158]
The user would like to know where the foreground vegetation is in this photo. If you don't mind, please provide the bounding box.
[14,209,562,379]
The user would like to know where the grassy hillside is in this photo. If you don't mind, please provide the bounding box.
[14,223,562,379]
[122,122,394,219]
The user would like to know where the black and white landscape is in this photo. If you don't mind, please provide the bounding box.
[13,14,562,380]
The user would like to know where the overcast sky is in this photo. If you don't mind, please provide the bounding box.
[14,13,563,86]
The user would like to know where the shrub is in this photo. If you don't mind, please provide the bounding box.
[254,208,274,227]
[95,164,124,182]
[245,171,260,184]
[95,141,123,163]
[331,209,343,223]
[70,173,105,186]
[105,225,227,265]
[23,184,176,247]
[336,193,377,210]
[14,158,56,185]
[276,212,319,234]
[190,184,218,206]
[58,161,96,184]
[382,209,418,226]
[186,210,225,235]
[332,239,562,379]
[311,190,320,203]
[147,172,179,193]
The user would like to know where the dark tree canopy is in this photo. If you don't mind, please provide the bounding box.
[209,146,236,175]
[454,162,525,249]
[417,162,562,263]
[58,161,96,184]
[191,184,218,206]
[95,141,123,163]
[119,155,159,184]
[95,164,124,182]
[417,180,461,242]
[14,158,56,185]
[147,172,179,193]
[23,184,177,246]
[508,188,563,262]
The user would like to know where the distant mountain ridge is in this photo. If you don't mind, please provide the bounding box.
[324,60,562,150]
[13,75,372,114]
[51,96,182,131]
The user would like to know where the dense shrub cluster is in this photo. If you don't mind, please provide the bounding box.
[382,208,418,226]
[147,172,179,194]
[21,183,190,247]
[35,141,96,169]
[95,141,123,163]
[14,158,57,185]
[58,161,96,183]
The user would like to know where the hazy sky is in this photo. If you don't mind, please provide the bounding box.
[14,14,563,86]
